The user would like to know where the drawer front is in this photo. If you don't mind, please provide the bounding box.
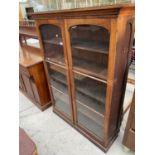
[31,80,40,103]
[19,65,30,76]
[22,74,34,99]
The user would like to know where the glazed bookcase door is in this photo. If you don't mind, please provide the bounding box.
[39,21,73,121]
[66,19,111,141]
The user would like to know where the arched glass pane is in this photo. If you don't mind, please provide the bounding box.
[40,24,65,65]
[69,25,109,80]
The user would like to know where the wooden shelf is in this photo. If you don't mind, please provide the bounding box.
[73,57,107,81]
[46,55,65,66]
[51,73,67,85]
[46,50,108,81]
[50,79,68,96]
[44,38,65,65]
[48,64,67,75]
[76,91,105,116]
[50,71,105,118]
[75,78,106,103]
[77,100,104,127]
[49,71,106,104]
[19,29,38,39]
[52,87,71,117]
[43,38,63,46]
[46,60,66,70]
[72,40,109,54]
[51,85,68,97]
[78,112,103,139]
[51,80,104,130]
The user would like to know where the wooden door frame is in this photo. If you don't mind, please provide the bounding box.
[35,19,74,124]
[64,18,112,146]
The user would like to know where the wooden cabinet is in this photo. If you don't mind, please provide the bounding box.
[123,92,135,151]
[30,4,135,152]
[19,47,51,111]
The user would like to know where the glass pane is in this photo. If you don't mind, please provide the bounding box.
[77,109,104,139]
[47,62,71,117]
[40,24,65,65]
[47,63,68,92]
[74,72,106,139]
[69,25,109,80]
[52,87,71,117]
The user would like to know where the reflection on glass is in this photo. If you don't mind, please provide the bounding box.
[20,36,40,48]
[40,24,65,65]
[25,38,40,48]
[70,25,109,80]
